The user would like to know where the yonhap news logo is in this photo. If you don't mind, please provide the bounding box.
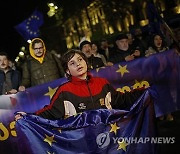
[112,137,175,144]
[96,132,111,149]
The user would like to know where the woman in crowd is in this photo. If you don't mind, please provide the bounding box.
[145,33,169,57]
[145,34,173,121]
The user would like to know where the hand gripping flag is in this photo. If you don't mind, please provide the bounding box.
[0,49,179,153]
[16,90,157,154]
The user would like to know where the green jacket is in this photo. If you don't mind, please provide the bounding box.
[21,52,64,87]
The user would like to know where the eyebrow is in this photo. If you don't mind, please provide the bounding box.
[68,55,82,63]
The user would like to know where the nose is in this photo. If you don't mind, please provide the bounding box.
[76,62,80,67]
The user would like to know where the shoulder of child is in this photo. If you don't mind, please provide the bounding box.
[93,76,109,84]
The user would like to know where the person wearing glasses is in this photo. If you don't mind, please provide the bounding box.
[18,38,64,91]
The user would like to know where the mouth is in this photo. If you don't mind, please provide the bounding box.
[77,67,83,72]
[0,64,6,67]
[157,43,161,47]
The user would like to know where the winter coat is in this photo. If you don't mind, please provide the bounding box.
[36,74,145,119]
[145,47,169,57]
[21,52,64,87]
[0,69,21,94]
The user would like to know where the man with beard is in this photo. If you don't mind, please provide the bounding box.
[79,40,105,69]
[18,38,64,91]
[0,52,21,95]
[110,33,142,64]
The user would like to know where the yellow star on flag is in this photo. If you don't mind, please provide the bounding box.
[117,139,129,151]
[116,65,129,77]
[52,128,62,133]
[44,134,56,146]
[110,122,120,135]
[58,128,62,133]
[45,87,58,99]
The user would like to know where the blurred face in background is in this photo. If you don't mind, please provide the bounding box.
[116,39,129,51]
[81,44,92,58]
[154,35,162,48]
[127,33,134,45]
[101,40,108,49]
[134,28,142,37]
[33,42,44,57]
[91,44,98,55]
[0,55,9,70]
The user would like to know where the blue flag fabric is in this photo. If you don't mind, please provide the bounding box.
[14,9,44,40]
[16,90,157,154]
[0,49,179,153]
[91,49,180,117]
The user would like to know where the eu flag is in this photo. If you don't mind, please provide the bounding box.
[0,49,179,154]
[14,9,44,41]
[16,90,157,154]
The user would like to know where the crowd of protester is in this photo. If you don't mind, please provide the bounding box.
[1,26,179,121]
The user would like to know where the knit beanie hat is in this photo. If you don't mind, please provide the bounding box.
[79,40,91,50]
[115,33,128,41]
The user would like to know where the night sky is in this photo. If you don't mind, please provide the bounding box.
[0,0,179,60]
[0,0,81,60]
[0,0,44,60]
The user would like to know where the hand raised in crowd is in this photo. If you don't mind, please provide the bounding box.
[133,50,141,57]
[125,55,134,61]
[5,89,18,94]
[15,112,27,121]
[18,86,26,92]
[106,62,114,66]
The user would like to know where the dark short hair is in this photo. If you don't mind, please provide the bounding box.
[61,49,89,78]
[31,39,43,49]
[0,52,9,60]
[79,40,91,50]
[100,39,108,43]
[151,33,166,50]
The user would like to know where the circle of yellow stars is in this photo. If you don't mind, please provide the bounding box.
[26,15,41,35]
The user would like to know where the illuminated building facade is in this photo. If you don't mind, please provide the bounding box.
[58,0,179,49]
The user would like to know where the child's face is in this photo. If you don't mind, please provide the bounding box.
[67,53,88,79]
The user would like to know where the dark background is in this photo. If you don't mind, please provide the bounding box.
[0,1,179,153]
[0,0,46,60]
[0,0,179,60]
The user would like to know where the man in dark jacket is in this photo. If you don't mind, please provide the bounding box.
[79,40,105,69]
[19,38,64,91]
[0,52,21,95]
[110,33,142,64]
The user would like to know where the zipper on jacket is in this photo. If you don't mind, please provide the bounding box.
[85,79,95,109]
